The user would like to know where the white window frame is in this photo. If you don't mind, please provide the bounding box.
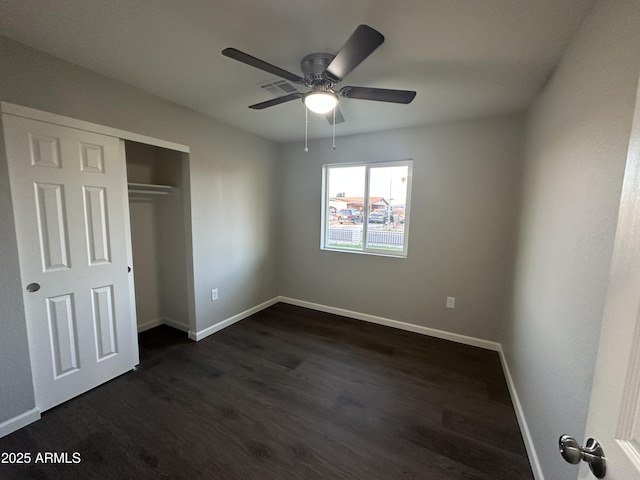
[321,159,413,258]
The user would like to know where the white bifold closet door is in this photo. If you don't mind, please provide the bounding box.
[3,113,138,412]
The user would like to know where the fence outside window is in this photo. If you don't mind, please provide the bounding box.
[327,227,404,247]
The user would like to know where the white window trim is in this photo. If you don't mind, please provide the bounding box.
[321,159,413,258]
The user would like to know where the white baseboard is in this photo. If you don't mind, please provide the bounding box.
[189,297,280,341]
[161,317,190,333]
[0,408,40,438]
[138,317,190,333]
[137,318,163,332]
[277,296,501,351]
[498,346,544,480]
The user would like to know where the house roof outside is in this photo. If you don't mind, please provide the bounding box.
[333,197,389,209]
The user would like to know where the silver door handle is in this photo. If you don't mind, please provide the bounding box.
[559,435,606,478]
[26,282,40,293]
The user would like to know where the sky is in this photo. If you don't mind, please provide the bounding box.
[328,165,409,204]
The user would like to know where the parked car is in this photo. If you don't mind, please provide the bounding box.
[338,209,362,223]
[368,211,386,224]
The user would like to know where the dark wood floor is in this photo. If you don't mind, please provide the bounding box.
[0,303,533,479]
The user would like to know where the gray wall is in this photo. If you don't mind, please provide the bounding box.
[501,2,640,479]
[0,118,35,421]
[0,37,281,424]
[279,115,524,342]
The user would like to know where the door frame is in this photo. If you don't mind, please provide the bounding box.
[0,102,195,427]
[2,103,190,154]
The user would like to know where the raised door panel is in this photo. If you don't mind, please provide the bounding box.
[46,293,80,378]
[34,183,71,272]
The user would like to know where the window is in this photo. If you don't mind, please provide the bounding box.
[322,160,412,257]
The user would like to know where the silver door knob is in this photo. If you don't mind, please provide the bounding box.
[26,282,40,293]
[559,435,606,478]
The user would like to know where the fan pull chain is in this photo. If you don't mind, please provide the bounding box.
[304,106,309,152]
[332,107,336,151]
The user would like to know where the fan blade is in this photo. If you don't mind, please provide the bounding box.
[325,25,384,83]
[222,48,304,84]
[249,93,303,110]
[339,86,416,104]
[326,107,345,125]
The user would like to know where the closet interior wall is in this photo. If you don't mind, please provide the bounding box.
[125,141,190,333]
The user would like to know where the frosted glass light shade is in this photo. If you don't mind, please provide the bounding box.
[304,91,338,114]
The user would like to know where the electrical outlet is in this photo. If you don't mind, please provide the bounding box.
[446,296,456,309]
[211,289,218,301]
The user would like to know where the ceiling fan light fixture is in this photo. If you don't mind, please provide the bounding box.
[304,90,338,114]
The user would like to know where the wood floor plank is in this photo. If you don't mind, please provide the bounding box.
[0,303,533,479]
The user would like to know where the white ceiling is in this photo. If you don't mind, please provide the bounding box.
[0,0,595,143]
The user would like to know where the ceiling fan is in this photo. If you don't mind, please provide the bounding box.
[222,24,416,125]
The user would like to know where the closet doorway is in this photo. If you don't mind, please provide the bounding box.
[125,141,195,358]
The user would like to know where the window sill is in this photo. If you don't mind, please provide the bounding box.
[321,246,407,259]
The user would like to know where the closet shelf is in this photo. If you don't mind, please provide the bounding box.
[128,182,176,196]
